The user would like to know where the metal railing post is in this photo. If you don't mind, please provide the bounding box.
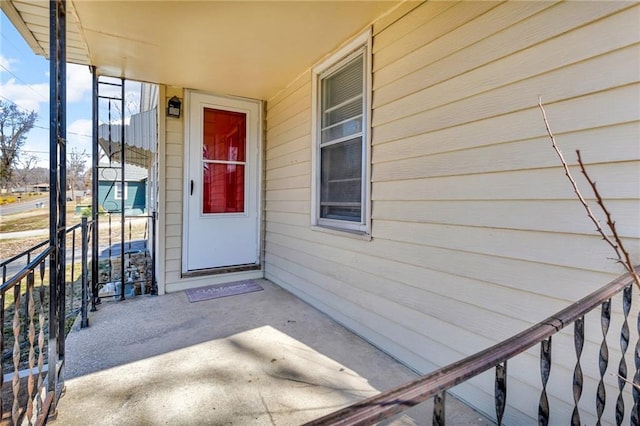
[81,217,89,328]
[70,228,76,314]
[150,211,158,295]
[0,291,4,421]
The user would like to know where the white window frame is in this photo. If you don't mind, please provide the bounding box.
[114,181,128,200]
[311,29,372,236]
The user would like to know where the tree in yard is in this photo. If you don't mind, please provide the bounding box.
[25,167,50,190]
[15,154,40,191]
[82,167,93,192]
[67,147,90,199]
[0,100,37,190]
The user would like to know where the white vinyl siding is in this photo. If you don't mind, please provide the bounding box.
[264,2,639,425]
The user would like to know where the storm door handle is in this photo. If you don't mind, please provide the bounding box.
[190,180,194,196]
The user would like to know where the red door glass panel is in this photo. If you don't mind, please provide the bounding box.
[203,164,245,213]
[202,108,246,214]
[203,108,246,161]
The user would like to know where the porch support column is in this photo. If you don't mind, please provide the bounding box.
[91,66,99,311]
[119,78,125,301]
[48,0,67,413]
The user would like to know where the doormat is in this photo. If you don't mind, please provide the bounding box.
[185,280,263,303]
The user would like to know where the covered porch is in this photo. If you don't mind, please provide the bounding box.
[54,279,488,425]
[1,0,639,424]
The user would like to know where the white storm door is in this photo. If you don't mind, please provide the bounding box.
[184,92,261,272]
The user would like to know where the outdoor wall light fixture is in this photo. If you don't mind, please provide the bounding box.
[167,96,182,118]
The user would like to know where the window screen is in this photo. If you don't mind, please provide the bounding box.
[318,53,364,223]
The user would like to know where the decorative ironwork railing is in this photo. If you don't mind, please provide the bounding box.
[306,267,640,426]
[92,213,157,307]
[0,218,94,425]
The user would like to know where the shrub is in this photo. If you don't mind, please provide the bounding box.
[79,205,107,217]
[0,196,17,205]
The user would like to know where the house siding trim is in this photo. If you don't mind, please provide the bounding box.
[156,85,167,295]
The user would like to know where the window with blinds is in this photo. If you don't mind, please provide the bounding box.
[312,30,371,235]
[319,53,364,223]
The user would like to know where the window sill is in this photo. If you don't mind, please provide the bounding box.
[311,224,372,241]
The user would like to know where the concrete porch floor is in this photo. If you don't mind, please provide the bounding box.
[53,279,493,425]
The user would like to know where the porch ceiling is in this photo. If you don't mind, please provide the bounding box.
[2,0,400,100]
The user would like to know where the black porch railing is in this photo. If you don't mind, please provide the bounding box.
[0,246,52,425]
[0,218,94,425]
[0,207,157,426]
[306,267,640,426]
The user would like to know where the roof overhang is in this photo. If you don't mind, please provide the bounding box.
[2,0,90,64]
[2,0,403,100]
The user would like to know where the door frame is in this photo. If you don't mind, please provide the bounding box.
[181,89,263,274]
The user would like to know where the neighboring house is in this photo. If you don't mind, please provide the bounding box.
[95,95,158,217]
[97,162,147,215]
[32,183,50,192]
[3,1,638,423]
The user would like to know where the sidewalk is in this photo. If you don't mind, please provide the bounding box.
[1,217,149,241]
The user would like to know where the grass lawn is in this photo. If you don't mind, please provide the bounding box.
[0,210,50,233]
[0,237,47,261]
[0,203,84,233]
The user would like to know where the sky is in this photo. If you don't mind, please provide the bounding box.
[0,11,141,168]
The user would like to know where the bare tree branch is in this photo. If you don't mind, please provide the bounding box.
[614,373,640,391]
[537,98,618,250]
[538,97,640,290]
[576,150,640,289]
